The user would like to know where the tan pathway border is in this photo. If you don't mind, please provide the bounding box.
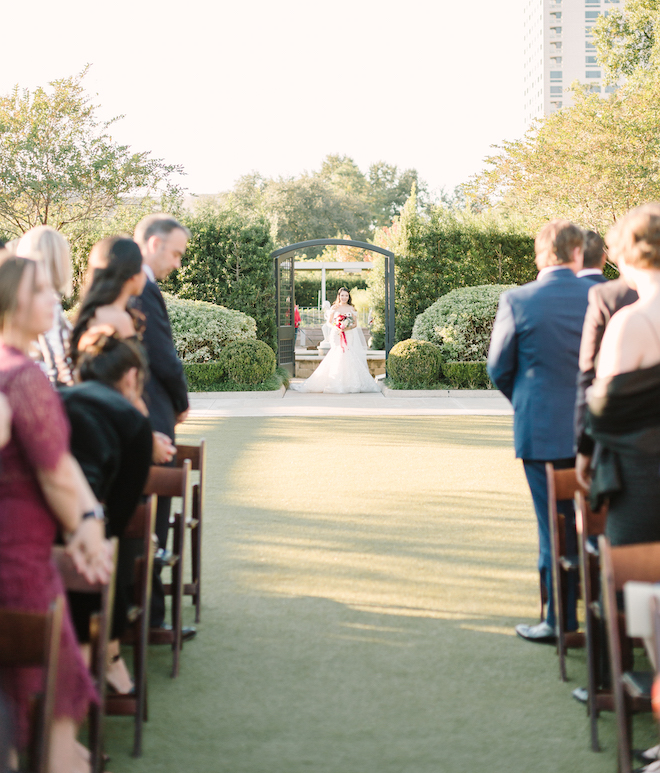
[188,385,513,418]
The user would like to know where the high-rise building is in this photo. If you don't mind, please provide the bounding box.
[523,0,623,125]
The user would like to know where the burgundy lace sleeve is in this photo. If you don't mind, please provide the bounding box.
[8,362,70,471]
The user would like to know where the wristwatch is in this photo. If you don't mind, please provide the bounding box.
[82,504,106,522]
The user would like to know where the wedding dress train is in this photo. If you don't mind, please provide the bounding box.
[293,323,380,394]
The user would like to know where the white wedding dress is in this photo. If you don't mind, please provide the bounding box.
[293,310,380,394]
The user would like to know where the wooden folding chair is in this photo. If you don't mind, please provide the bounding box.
[52,539,118,773]
[107,495,157,757]
[144,460,192,678]
[175,440,206,623]
[574,491,610,751]
[545,465,585,681]
[599,536,660,773]
[0,596,64,773]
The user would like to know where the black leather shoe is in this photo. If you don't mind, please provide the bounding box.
[149,623,197,644]
[515,621,556,643]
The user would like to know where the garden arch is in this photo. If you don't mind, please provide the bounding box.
[272,239,395,375]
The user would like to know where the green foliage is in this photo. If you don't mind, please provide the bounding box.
[216,339,276,385]
[209,154,429,251]
[294,275,368,307]
[183,362,285,392]
[441,362,492,390]
[164,293,256,363]
[593,0,660,82]
[386,339,443,388]
[412,285,515,362]
[367,191,535,345]
[161,208,276,350]
[0,68,180,240]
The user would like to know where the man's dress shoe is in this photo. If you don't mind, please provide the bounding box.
[515,621,556,643]
[149,623,197,644]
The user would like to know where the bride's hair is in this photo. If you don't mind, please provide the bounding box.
[332,287,353,307]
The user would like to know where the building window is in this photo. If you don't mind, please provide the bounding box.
[550,85,563,95]
[605,84,618,92]
[586,71,601,78]
[586,41,596,50]
[550,26,562,35]
[586,11,600,19]
[586,56,598,64]
[551,41,563,50]
[585,26,594,37]
[550,70,563,80]
[550,56,563,65]
[550,12,562,20]
[589,84,602,92]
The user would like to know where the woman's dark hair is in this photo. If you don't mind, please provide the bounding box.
[332,287,353,307]
[71,238,143,358]
[77,332,148,390]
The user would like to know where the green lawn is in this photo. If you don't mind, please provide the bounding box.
[104,416,656,773]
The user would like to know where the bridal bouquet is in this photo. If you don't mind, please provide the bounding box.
[334,313,352,350]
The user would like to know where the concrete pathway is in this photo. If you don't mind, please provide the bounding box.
[189,382,513,418]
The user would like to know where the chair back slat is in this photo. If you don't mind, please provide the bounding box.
[610,541,660,590]
[552,468,583,501]
[144,461,191,500]
[175,444,201,469]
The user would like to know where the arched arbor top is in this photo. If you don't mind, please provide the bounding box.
[271,239,395,260]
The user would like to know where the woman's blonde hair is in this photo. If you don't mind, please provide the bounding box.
[16,225,72,297]
[606,204,660,269]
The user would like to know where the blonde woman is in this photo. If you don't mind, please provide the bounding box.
[16,225,75,386]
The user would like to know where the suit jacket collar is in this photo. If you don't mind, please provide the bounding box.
[537,266,576,282]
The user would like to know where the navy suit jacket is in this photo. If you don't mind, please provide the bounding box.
[133,280,189,438]
[578,273,609,285]
[487,268,590,460]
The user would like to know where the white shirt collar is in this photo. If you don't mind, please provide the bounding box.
[538,265,574,279]
[143,263,156,283]
[576,268,603,278]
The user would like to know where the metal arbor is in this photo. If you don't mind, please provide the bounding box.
[272,239,396,375]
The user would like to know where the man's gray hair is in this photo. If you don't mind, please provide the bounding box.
[134,214,191,248]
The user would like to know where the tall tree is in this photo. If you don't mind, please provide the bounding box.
[593,0,660,81]
[0,68,180,238]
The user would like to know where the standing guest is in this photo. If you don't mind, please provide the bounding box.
[131,214,192,638]
[488,220,590,643]
[583,204,660,544]
[0,256,112,773]
[576,231,609,285]
[16,226,74,386]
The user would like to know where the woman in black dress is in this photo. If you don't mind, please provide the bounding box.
[62,332,153,693]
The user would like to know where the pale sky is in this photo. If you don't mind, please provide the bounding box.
[0,0,525,199]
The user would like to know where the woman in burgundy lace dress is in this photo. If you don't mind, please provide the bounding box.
[0,255,111,773]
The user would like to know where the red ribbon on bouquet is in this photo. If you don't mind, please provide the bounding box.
[335,314,350,351]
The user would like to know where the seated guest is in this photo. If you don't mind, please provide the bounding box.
[70,237,146,361]
[70,237,174,465]
[16,226,74,386]
[0,255,111,773]
[576,230,609,284]
[584,203,660,545]
[61,332,153,694]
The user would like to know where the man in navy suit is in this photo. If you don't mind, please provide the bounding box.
[133,214,192,635]
[576,230,609,285]
[488,220,590,642]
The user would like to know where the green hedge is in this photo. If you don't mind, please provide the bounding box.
[412,284,514,362]
[216,339,276,385]
[183,362,284,392]
[164,294,256,363]
[295,275,368,307]
[161,209,277,351]
[386,339,443,387]
[441,362,492,389]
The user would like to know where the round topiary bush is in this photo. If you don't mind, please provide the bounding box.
[216,339,276,385]
[387,339,443,387]
[411,284,515,362]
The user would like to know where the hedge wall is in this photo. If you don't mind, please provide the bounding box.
[294,275,368,307]
[368,194,536,347]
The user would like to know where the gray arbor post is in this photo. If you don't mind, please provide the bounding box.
[271,239,396,373]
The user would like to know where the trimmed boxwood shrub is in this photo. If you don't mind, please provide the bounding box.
[442,362,492,389]
[386,339,443,387]
[216,339,276,385]
[183,363,225,391]
[412,284,515,362]
[164,294,256,363]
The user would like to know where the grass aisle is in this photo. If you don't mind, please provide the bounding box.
[105,416,653,773]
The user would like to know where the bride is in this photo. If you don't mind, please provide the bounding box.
[294,287,380,393]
